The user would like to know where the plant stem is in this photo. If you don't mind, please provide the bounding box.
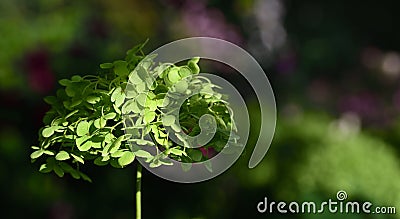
[136,163,142,219]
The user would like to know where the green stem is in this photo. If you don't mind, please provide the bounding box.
[136,163,142,219]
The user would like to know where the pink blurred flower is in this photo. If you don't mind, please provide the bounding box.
[199,147,217,158]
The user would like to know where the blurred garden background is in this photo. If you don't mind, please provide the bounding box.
[1,0,400,218]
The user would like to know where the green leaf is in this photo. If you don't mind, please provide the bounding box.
[52,126,64,132]
[168,68,181,83]
[188,149,202,162]
[111,150,125,158]
[94,157,108,166]
[70,98,82,108]
[76,120,89,136]
[171,123,181,132]
[175,80,188,93]
[118,151,135,166]
[169,148,186,156]
[102,142,112,156]
[101,155,110,162]
[42,127,54,138]
[104,133,115,144]
[113,60,129,76]
[133,149,153,158]
[157,97,170,108]
[30,150,44,159]
[110,159,123,168]
[71,154,84,164]
[71,75,82,82]
[159,159,173,166]
[179,67,192,78]
[44,96,58,104]
[111,87,126,107]
[189,57,200,64]
[76,136,91,151]
[53,164,64,177]
[149,158,162,168]
[91,141,102,149]
[136,139,155,146]
[59,79,70,86]
[100,62,113,69]
[115,92,126,107]
[109,136,124,154]
[65,109,79,119]
[79,172,92,183]
[59,162,74,172]
[65,86,76,97]
[39,163,52,173]
[79,141,92,151]
[111,87,122,102]
[129,72,143,85]
[144,111,156,123]
[42,126,64,138]
[94,117,107,129]
[136,83,146,93]
[126,89,137,98]
[86,96,101,104]
[113,104,121,114]
[43,150,55,155]
[104,113,116,120]
[147,91,156,99]
[162,115,175,126]
[122,99,140,114]
[154,135,168,145]
[136,65,150,81]
[127,38,148,55]
[55,151,70,161]
[188,61,200,74]
[136,93,147,107]
[146,99,158,111]
[70,170,81,179]
[201,84,214,95]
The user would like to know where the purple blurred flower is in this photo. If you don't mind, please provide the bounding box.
[181,0,243,45]
[25,49,55,94]
[49,201,75,219]
[275,50,297,75]
[338,92,383,123]
[307,79,331,104]
[392,88,400,111]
